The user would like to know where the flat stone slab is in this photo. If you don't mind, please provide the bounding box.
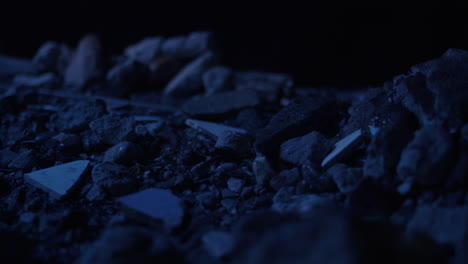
[117,188,184,229]
[24,160,90,199]
[185,118,247,138]
[321,129,363,168]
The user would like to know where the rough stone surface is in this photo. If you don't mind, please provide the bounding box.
[103,141,141,165]
[227,178,245,193]
[51,100,108,133]
[235,71,293,102]
[280,131,331,166]
[91,162,137,196]
[89,114,136,145]
[8,150,36,171]
[106,59,149,97]
[269,168,300,191]
[327,164,363,194]
[164,51,217,97]
[24,160,90,198]
[183,90,260,118]
[118,188,184,229]
[397,125,454,186]
[253,153,275,185]
[202,231,235,258]
[0,149,18,168]
[33,41,72,74]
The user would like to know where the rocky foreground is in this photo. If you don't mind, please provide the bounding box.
[0,32,467,263]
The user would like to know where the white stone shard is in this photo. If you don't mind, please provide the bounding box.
[24,160,90,199]
[321,129,363,168]
[185,118,247,138]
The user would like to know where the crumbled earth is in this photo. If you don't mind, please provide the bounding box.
[0,32,467,263]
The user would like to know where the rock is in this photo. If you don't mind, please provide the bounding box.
[253,153,275,185]
[0,54,36,77]
[124,37,164,64]
[272,189,336,214]
[51,133,82,154]
[8,150,36,171]
[235,71,293,102]
[301,161,337,193]
[13,73,59,89]
[24,160,90,199]
[32,41,72,74]
[407,206,468,245]
[134,115,164,123]
[183,90,260,118]
[161,31,213,59]
[164,51,217,97]
[202,66,234,95]
[89,114,136,145]
[148,57,183,86]
[77,225,178,264]
[118,188,184,229]
[103,141,141,165]
[51,100,108,133]
[202,231,235,258]
[236,108,267,133]
[280,131,331,166]
[397,125,454,186]
[227,177,245,193]
[326,164,363,194]
[86,184,107,201]
[321,129,364,168]
[0,149,18,168]
[91,162,137,196]
[64,34,102,91]
[106,59,149,97]
[255,97,340,163]
[269,168,300,191]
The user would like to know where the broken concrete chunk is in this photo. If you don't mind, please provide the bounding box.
[253,153,275,185]
[124,37,164,64]
[256,97,339,162]
[8,150,36,171]
[202,66,234,95]
[0,54,36,77]
[280,131,331,166]
[89,114,136,145]
[24,160,90,198]
[51,100,108,133]
[183,89,260,118]
[407,206,468,245]
[103,141,141,165]
[106,59,148,97]
[92,162,137,196]
[164,51,217,97]
[64,34,102,90]
[33,41,72,74]
[235,71,293,102]
[161,31,213,59]
[118,188,184,229]
[397,125,454,186]
[327,164,363,194]
[202,231,235,258]
[321,129,364,168]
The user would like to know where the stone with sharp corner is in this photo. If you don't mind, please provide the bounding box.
[185,119,247,138]
[321,129,364,168]
[24,160,90,199]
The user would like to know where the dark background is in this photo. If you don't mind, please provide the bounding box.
[1,1,468,88]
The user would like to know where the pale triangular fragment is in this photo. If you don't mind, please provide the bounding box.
[321,129,363,168]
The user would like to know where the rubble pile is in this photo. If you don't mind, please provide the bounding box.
[0,32,467,263]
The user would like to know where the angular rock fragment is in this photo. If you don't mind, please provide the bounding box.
[269,167,300,191]
[148,57,183,86]
[183,90,260,118]
[321,129,364,168]
[103,141,141,165]
[89,114,136,145]
[227,177,245,193]
[272,189,336,214]
[326,164,363,194]
[235,71,293,102]
[91,162,137,196]
[161,31,213,59]
[397,126,454,186]
[124,37,164,64]
[8,150,36,171]
[256,97,340,162]
[164,51,217,97]
[118,188,184,229]
[0,54,36,77]
[106,59,148,97]
[51,100,107,132]
[280,131,331,166]
[33,41,72,74]
[24,160,90,198]
[202,66,234,95]
[51,133,82,154]
[0,149,18,168]
[64,34,102,90]
[202,231,235,258]
[253,153,275,185]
